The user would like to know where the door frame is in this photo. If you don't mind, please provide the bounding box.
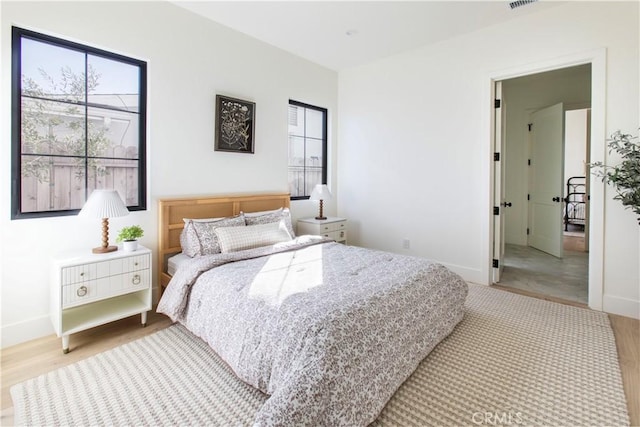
[487,48,606,311]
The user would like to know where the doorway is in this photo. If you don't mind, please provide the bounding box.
[493,64,591,304]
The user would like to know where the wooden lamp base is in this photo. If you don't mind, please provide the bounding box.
[315,199,327,220]
[92,218,118,254]
[92,245,117,254]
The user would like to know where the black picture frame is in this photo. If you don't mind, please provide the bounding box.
[215,95,255,154]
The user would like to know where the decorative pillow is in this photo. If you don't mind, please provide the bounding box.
[180,214,245,257]
[244,207,295,238]
[182,217,229,223]
[215,222,292,253]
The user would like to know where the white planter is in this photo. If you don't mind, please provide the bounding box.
[122,240,138,252]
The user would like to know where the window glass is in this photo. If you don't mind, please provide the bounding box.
[21,38,85,103]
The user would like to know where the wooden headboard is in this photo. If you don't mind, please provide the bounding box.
[157,193,290,294]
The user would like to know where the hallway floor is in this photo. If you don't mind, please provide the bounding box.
[499,243,588,304]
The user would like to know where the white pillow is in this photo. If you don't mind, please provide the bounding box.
[243,208,283,218]
[243,207,295,238]
[215,222,292,253]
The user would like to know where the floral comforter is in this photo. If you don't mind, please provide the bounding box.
[157,236,468,426]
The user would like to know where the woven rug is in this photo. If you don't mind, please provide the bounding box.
[11,284,630,426]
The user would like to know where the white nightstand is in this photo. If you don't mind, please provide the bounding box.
[297,217,347,244]
[50,245,152,353]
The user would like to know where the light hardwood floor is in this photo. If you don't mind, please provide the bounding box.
[2,299,638,426]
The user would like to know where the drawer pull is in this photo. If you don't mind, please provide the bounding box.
[134,262,139,266]
[77,286,88,297]
[80,272,85,277]
[132,274,141,285]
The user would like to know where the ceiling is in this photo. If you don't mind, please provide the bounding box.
[174,1,562,71]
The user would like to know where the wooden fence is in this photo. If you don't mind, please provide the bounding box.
[288,166,323,198]
[21,146,139,213]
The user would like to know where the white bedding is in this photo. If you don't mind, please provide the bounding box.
[167,253,191,276]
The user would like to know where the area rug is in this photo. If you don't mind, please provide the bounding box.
[11,284,630,426]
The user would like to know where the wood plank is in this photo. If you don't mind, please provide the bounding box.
[610,313,640,425]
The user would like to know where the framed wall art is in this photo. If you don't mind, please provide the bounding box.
[214,95,255,154]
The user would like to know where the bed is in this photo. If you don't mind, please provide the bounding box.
[564,176,586,231]
[156,193,468,426]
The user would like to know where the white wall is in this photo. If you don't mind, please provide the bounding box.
[338,2,639,318]
[502,66,591,246]
[0,1,338,347]
[564,109,589,195]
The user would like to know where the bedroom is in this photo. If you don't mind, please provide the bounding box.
[0,0,638,425]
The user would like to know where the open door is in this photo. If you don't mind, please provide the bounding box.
[492,81,506,282]
[528,103,564,258]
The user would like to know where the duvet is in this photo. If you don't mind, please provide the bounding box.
[157,236,468,426]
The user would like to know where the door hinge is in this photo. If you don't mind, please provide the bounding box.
[495,99,501,108]
[493,206,500,215]
[527,228,530,235]
[494,152,500,161]
[493,259,499,268]
[527,194,530,201]
[528,159,531,166]
[528,123,533,131]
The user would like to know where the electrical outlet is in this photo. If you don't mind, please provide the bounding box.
[402,239,410,249]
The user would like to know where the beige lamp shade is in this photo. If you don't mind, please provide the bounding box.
[310,184,332,220]
[79,190,129,253]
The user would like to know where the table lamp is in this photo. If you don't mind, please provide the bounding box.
[310,184,332,220]
[79,189,129,253]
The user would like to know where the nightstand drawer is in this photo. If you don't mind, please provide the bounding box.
[123,270,150,290]
[322,230,347,242]
[62,270,150,309]
[62,264,97,285]
[61,254,149,286]
[62,279,103,308]
[123,254,149,272]
[318,220,347,233]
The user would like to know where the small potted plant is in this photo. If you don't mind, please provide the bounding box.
[116,225,144,252]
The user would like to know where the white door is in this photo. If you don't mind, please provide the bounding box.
[529,103,564,258]
[492,82,506,282]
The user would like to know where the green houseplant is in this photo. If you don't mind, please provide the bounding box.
[116,225,144,251]
[590,130,640,224]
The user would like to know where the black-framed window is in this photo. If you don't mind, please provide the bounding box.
[11,27,147,219]
[288,100,327,200]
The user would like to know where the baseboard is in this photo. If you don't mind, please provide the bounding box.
[1,315,54,349]
[438,262,485,285]
[603,294,640,320]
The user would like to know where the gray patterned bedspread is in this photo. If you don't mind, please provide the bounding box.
[157,236,468,426]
